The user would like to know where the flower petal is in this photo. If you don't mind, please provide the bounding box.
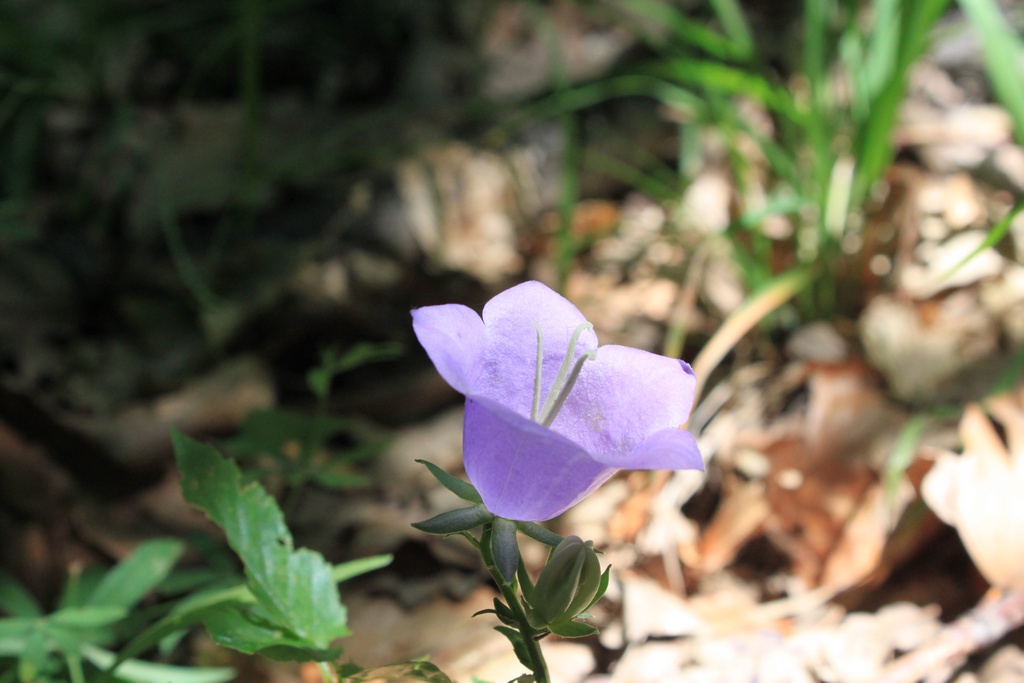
[463,395,614,522]
[412,303,486,394]
[554,345,697,461]
[592,427,703,471]
[473,281,598,420]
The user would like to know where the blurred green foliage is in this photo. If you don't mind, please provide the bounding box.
[226,342,401,511]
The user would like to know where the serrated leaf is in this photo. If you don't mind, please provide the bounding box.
[199,604,341,661]
[415,460,483,504]
[86,539,184,610]
[339,660,454,682]
[172,430,348,649]
[547,620,599,638]
[112,555,390,670]
[0,571,42,617]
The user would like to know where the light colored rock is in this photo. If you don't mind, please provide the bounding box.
[859,292,999,404]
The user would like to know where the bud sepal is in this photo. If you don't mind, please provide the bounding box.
[415,459,482,504]
[411,503,493,535]
[525,536,604,633]
[515,521,565,548]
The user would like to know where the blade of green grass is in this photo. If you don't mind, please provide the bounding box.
[852,0,951,204]
[607,0,744,60]
[690,266,818,403]
[709,0,754,61]
[884,414,929,507]
[651,59,802,122]
[942,203,1024,279]
[958,0,1024,144]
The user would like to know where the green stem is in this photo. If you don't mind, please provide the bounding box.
[66,652,86,683]
[479,524,550,683]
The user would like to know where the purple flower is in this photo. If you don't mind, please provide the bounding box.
[412,281,703,522]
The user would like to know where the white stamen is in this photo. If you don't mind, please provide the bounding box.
[531,323,543,422]
[533,322,596,426]
[540,349,595,427]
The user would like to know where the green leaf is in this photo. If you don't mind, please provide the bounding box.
[494,626,532,669]
[709,0,754,60]
[884,414,929,506]
[86,539,184,610]
[0,616,34,641]
[584,566,612,613]
[308,342,403,399]
[228,408,352,457]
[547,620,599,638]
[199,604,341,661]
[18,627,50,683]
[112,555,391,670]
[493,598,515,624]
[415,460,483,504]
[49,606,126,629]
[172,430,349,649]
[622,0,742,61]
[851,0,951,203]
[652,59,801,121]
[0,572,42,617]
[490,518,520,584]
[514,522,564,548]
[516,562,536,609]
[942,203,1024,280]
[339,660,454,682]
[310,469,373,490]
[332,554,393,583]
[80,644,234,683]
[412,505,493,535]
[959,0,1024,145]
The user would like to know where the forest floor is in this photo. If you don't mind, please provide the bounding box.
[3,3,1024,682]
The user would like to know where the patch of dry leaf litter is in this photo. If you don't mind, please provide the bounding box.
[335,49,1024,681]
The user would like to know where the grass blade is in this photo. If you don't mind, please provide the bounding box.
[958,0,1024,143]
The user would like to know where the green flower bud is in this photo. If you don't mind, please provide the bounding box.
[530,535,602,626]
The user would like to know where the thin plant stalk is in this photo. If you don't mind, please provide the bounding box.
[478,524,551,683]
[689,266,815,405]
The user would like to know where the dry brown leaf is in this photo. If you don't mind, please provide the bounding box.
[820,479,913,591]
[696,479,770,574]
[619,571,707,640]
[922,397,1024,589]
[860,291,1000,405]
[698,361,906,587]
[978,645,1024,683]
[901,230,1004,299]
